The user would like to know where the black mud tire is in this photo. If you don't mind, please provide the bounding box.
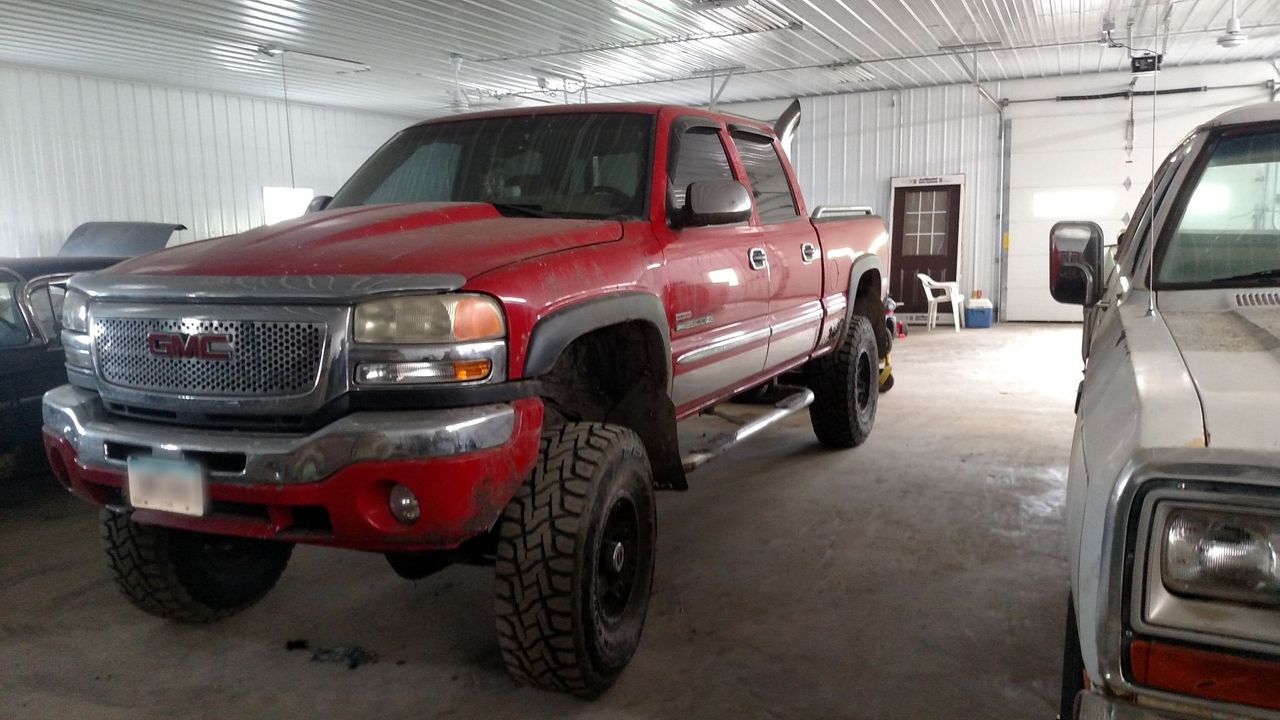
[494,422,656,698]
[855,292,892,359]
[1059,594,1087,719]
[101,509,293,624]
[806,315,879,448]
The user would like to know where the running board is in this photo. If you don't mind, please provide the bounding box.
[681,388,815,472]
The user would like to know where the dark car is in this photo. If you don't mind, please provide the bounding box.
[1,222,184,478]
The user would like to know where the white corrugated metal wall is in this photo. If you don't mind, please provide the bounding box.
[796,86,1003,305]
[0,63,416,258]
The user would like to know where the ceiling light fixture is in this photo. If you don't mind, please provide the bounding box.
[937,40,1003,52]
[1218,0,1248,48]
[253,44,369,73]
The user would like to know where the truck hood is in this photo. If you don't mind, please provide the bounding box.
[1162,289,1280,451]
[105,202,623,280]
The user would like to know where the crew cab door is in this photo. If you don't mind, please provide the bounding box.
[662,119,771,413]
[728,129,823,371]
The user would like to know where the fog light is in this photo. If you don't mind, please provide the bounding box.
[388,483,420,524]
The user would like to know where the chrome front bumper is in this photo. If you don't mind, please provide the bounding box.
[1077,690,1272,720]
[42,384,516,485]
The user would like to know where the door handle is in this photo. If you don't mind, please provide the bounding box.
[801,242,818,264]
[748,247,768,271]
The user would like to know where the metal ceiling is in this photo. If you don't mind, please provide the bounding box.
[1,0,1277,118]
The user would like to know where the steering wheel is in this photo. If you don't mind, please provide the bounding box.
[587,186,631,208]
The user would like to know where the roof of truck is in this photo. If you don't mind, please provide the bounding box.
[407,102,775,135]
[1208,102,1280,128]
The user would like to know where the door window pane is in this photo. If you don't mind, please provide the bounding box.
[27,283,65,339]
[731,133,799,223]
[669,128,733,212]
[901,188,953,257]
[0,278,32,347]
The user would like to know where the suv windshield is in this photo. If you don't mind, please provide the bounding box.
[0,277,32,347]
[1160,128,1280,286]
[330,112,652,220]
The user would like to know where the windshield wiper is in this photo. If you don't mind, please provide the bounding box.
[1210,268,1280,284]
[489,203,564,219]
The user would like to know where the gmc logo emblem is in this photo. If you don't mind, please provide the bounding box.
[146,332,233,361]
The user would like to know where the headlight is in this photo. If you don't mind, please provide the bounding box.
[1163,507,1280,606]
[62,289,89,333]
[353,294,504,344]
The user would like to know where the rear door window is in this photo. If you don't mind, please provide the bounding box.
[731,133,800,223]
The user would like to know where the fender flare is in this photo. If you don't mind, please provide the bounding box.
[522,291,672,379]
[845,253,884,314]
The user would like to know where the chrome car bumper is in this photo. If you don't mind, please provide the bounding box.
[42,384,516,485]
[1077,690,1273,720]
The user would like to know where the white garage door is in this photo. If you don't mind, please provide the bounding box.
[1006,111,1135,322]
[1004,89,1269,322]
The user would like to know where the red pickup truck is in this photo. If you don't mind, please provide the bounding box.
[42,103,891,696]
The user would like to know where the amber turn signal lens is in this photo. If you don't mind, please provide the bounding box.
[452,359,492,380]
[452,297,504,341]
[1130,639,1280,711]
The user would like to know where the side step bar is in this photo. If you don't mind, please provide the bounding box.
[681,388,815,472]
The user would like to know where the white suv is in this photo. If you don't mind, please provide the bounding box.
[1052,103,1280,719]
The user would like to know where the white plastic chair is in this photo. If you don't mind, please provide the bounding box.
[917,273,964,332]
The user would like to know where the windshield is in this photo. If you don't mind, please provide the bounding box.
[0,278,32,347]
[330,112,652,220]
[1159,128,1280,286]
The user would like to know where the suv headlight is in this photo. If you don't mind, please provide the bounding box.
[62,288,90,333]
[353,294,504,344]
[1163,507,1280,606]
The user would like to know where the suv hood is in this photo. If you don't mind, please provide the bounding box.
[1162,289,1280,450]
[104,202,623,280]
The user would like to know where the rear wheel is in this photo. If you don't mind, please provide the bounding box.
[494,422,656,697]
[101,509,292,623]
[806,315,879,448]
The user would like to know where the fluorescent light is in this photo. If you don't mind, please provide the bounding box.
[1032,189,1117,219]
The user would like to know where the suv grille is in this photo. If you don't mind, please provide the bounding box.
[94,318,325,397]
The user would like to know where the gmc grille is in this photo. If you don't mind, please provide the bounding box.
[94,317,325,397]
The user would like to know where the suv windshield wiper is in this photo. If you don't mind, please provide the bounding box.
[1210,268,1280,284]
[489,203,564,219]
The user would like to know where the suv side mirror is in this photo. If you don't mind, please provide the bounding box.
[306,195,333,214]
[1049,221,1105,306]
[680,180,751,227]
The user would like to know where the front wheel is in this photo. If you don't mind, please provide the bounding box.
[806,315,879,448]
[101,509,293,623]
[1059,594,1087,719]
[494,422,656,698]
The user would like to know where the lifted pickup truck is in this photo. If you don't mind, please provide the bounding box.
[1052,103,1280,719]
[42,103,891,696]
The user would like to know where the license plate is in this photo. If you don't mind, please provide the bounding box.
[127,456,206,517]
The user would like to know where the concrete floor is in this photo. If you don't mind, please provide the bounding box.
[1,323,1081,719]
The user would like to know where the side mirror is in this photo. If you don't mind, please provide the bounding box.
[680,180,751,227]
[1049,221,1105,306]
[305,195,333,214]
